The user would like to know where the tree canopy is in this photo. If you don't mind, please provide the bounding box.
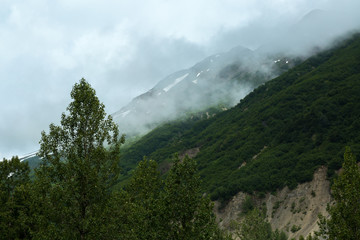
[32,78,124,239]
[317,147,360,240]
[20,78,226,239]
[0,156,31,239]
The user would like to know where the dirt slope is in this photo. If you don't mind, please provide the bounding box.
[215,166,331,239]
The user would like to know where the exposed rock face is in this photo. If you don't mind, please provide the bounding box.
[215,166,331,239]
[179,147,200,160]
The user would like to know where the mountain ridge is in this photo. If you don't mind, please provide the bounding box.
[111,45,295,137]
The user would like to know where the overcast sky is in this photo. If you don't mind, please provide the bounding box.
[1,0,359,159]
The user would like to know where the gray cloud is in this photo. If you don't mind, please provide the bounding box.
[0,0,359,159]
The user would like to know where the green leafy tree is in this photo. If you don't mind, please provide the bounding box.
[126,158,164,239]
[233,208,273,240]
[231,206,288,240]
[242,195,255,215]
[32,79,124,239]
[0,156,31,239]
[100,189,138,239]
[304,234,319,240]
[162,155,225,240]
[272,229,288,240]
[317,147,360,240]
[118,156,229,240]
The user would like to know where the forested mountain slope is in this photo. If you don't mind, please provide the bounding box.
[119,33,360,202]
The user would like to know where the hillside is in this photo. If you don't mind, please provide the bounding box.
[118,33,360,202]
[111,45,297,137]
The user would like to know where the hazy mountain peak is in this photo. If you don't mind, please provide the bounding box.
[112,44,292,137]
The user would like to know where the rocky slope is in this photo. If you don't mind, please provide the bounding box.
[215,166,331,239]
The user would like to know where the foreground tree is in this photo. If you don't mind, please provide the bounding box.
[233,208,273,240]
[317,147,360,240]
[121,156,229,240]
[0,156,31,239]
[230,205,288,240]
[126,158,164,239]
[162,155,227,240]
[32,79,124,239]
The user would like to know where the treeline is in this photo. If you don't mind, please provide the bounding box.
[4,150,358,240]
[1,155,229,239]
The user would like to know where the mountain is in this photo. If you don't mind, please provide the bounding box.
[22,47,297,171]
[112,8,360,140]
[112,46,297,137]
[21,153,42,172]
[16,11,360,238]
[117,33,360,203]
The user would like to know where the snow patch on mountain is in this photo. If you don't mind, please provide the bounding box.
[119,110,131,118]
[111,43,295,138]
[163,73,189,92]
[19,151,38,162]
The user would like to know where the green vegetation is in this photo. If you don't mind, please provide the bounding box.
[0,79,227,239]
[290,225,301,233]
[0,156,31,239]
[311,190,316,197]
[31,79,124,239]
[317,147,360,240]
[272,200,283,217]
[109,155,228,240]
[231,207,287,240]
[1,155,228,240]
[118,33,360,202]
[160,155,226,239]
[241,195,255,214]
[3,33,360,239]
